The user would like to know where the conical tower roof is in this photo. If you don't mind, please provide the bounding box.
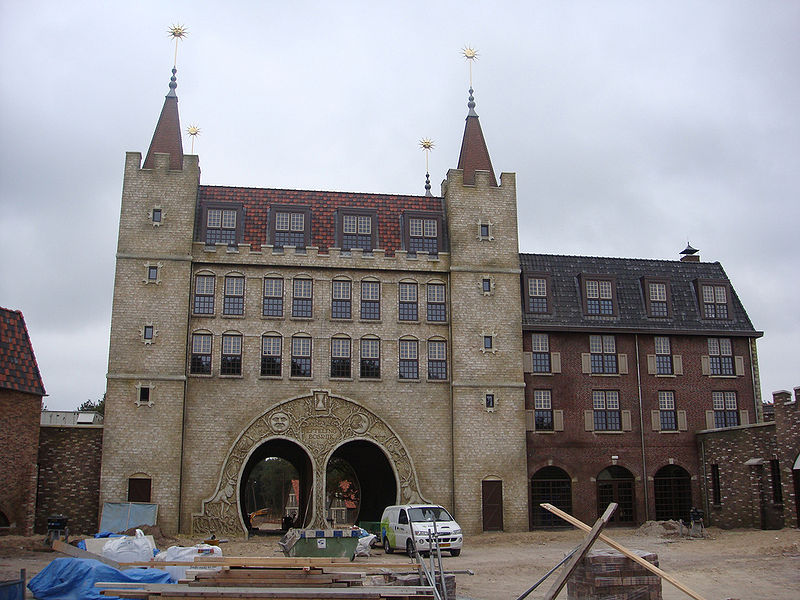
[143,68,184,170]
[456,88,496,186]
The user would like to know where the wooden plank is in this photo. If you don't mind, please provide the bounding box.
[99,583,435,599]
[53,540,121,569]
[540,503,707,600]
[543,502,616,600]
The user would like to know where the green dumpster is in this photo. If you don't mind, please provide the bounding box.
[278,528,360,558]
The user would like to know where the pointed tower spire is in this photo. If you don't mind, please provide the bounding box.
[142,68,184,170]
[456,48,496,186]
[143,25,188,170]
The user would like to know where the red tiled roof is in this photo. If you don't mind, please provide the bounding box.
[0,308,46,396]
[197,186,444,255]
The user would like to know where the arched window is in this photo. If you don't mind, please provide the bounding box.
[330,335,352,378]
[531,467,572,528]
[653,465,692,521]
[360,336,380,379]
[261,333,282,377]
[597,466,635,525]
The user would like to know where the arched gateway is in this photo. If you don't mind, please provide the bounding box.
[192,390,426,536]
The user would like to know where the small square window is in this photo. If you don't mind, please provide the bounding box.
[152,208,162,223]
[480,224,490,238]
[143,325,154,340]
[139,386,150,403]
[147,266,159,281]
[482,278,492,293]
[484,336,493,350]
[485,393,495,410]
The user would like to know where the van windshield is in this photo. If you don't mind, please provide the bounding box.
[408,506,453,522]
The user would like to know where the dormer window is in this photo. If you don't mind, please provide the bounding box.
[643,278,671,318]
[339,210,377,252]
[207,209,237,245]
[525,274,551,314]
[404,212,442,255]
[271,205,311,249]
[201,203,242,246]
[582,276,616,316]
[700,283,729,319]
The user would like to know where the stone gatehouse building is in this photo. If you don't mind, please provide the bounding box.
[100,64,765,536]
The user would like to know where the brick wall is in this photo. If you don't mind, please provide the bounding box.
[0,390,41,535]
[36,425,103,535]
[524,331,757,527]
[696,386,800,529]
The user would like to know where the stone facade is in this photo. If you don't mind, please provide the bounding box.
[99,66,765,537]
[35,425,104,535]
[696,388,800,529]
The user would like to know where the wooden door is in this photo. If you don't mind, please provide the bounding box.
[482,480,504,531]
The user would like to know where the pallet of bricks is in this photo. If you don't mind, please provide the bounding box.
[99,556,437,599]
[566,548,662,600]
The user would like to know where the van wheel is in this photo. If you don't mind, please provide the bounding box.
[383,536,393,554]
[406,539,415,557]
[450,549,461,557]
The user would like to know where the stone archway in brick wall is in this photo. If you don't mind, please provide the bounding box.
[191,389,425,536]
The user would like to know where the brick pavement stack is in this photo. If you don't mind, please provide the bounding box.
[567,548,661,600]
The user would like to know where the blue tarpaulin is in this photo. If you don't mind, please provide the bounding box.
[27,558,173,600]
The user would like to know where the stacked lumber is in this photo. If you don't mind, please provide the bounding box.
[100,557,436,599]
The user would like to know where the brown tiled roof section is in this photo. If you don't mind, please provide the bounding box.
[0,308,46,396]
[197,186,444,255]
[457,115,496,186]
[143,94,184,170]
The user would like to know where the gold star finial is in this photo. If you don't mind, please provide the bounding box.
[462,46,478,87]
[168,24,189,67]
[419,138,434,171]
[186,124,201,153]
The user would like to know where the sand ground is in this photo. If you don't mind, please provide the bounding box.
[2,525,798,599]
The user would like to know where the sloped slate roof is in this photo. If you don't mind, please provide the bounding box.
[520,254,760,335]
[0,308,46,396]
[197,186,444,255]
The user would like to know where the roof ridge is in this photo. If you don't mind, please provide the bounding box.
[198,184,441,200]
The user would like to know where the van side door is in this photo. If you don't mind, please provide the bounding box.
[397,508,411,549]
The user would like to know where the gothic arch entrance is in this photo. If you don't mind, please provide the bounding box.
[240,439,312,532]
[192,390,424,536]
[327,440,397,525]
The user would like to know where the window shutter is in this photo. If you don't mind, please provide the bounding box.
[584,410,594,431]
[651,410,661,431]
[647,355,656,375]
[622,410,632,431]
[523,352,533,374]
[673,355,683,376]
[735,356,745,376]
[701,355,710,376]
[525,409,535,431]
[705,410,715,429]
[554,410,564,431]
[619,354,629,374]
[581,353,591,374]
[677,410,688,431]
[551,352,562,374]
[739,410,749,425]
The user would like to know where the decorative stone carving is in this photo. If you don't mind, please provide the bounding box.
[192,391,426,536]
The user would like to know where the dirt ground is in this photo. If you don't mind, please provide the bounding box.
[2,524,798,599]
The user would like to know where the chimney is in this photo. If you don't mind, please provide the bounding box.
[680,243,700,262]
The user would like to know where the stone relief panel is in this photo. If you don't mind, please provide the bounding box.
[192,390,425,536]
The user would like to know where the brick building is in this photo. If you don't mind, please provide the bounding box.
[697,388,800,529]
[99,65,764,536]
[0,308,46,535]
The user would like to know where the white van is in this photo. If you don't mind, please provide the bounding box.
[380,504,462,556]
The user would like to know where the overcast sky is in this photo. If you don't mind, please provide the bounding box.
[1,1,797,411]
